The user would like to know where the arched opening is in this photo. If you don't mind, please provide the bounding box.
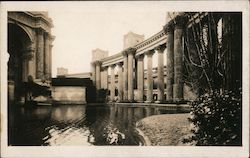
[8,23,32,103]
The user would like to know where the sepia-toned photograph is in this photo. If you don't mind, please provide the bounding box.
[1,1,249,158]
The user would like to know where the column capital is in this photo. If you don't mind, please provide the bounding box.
[22,52,34,60]
[116,62,123,67]
[163,21,174,34]
[135,54,144,60]
[101,66,108,71]
[94,60,102,66]
[145,49,155,57]
[21,45,35,60]
[127,47,136,54]
[122,50,128,57]
[110,64,116,68]
[36,28,45,34]
[174,15,188,29]
[155,44,166,52]
[123,47,136,56]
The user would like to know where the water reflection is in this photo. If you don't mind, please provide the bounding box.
[8,104,189,146]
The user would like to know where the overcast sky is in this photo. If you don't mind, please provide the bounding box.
[49,2,168,77]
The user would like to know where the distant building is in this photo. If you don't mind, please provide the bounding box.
[92,48,109,61]
[123,31,144,49]
[64,72,91,79]
[57,67,68,77]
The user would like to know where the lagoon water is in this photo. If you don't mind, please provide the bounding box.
[8,104,189,146]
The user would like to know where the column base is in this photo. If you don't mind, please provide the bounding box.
[145,100,154,103]
[173,83,183,100]
[155,100,165,104]
[122,100,130,103]
[137,100,144,103]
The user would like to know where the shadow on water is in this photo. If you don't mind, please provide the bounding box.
[8,103,189,146]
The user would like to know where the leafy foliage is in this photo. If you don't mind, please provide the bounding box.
[185,88,242,145]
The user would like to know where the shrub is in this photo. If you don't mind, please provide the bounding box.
[185,88,242,145]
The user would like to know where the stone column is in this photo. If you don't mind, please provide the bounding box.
[145,50,154,103]
[36,29,44,80]
[102,66,108,89]
[48,36,54,81]
[156,45,166,103]
[136,54,144,102]
[95,61,102,90]
[44,33,50,80]
[173,19,185,101]
[22,55,28,82]
[127,48,136,102]
[110,64,116,102]
[164,23,174,101]
[122,51,128,102]
[23,46,35,80]
[117,62,123,102]
[91,62,96,86]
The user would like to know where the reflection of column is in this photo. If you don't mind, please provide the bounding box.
[117,106,123,119]
[156,45,166,103]
[134,108,144,120]
[145,107,153,117]
[91,62,96,86]
[110,64,116,101]
[123,107,128,123]
[110,105,116,123]
[165,23,174,101]
[117,62,123,102]
[145,50,154,103]
[127,48,136,102]
[127,107,134,126]
[36,29,44,79]
[122,51,128,102]
[173,21,184,101]
[95,61,102,90]
[44,33,50,80]
[136,54,144,102]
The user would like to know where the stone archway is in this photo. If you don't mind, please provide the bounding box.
[8,23,33,103]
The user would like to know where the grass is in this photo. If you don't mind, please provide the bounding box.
[136,113,191,146]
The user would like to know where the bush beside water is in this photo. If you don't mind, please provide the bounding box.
[185,88,242,146]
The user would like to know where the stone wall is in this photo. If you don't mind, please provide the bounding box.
[52,86,86,104]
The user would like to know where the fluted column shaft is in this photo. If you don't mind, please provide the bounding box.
[91,62,96,86]
[110,65,116,102]
[49,44,53,80]
[127,50,135,102]
[22,47,35,81]
[165,24,174,100]
[102,67,108,89]
[156,45,166,102]
[123,53,128,101]
[137,54,144,102]
[95,61,101,90]
[44,33,50,80]
[22,55,28,82]
[146,50,154,103]
[173,23,184,100]
[117,62,123,102]
[36,29,44,79]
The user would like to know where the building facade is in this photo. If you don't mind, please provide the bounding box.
[91,12,242,103]
[8,12,54,103]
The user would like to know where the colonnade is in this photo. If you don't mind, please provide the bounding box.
[36,29,53,81]
[91,17,186,103]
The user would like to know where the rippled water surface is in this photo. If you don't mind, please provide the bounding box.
[8,104,188,146]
